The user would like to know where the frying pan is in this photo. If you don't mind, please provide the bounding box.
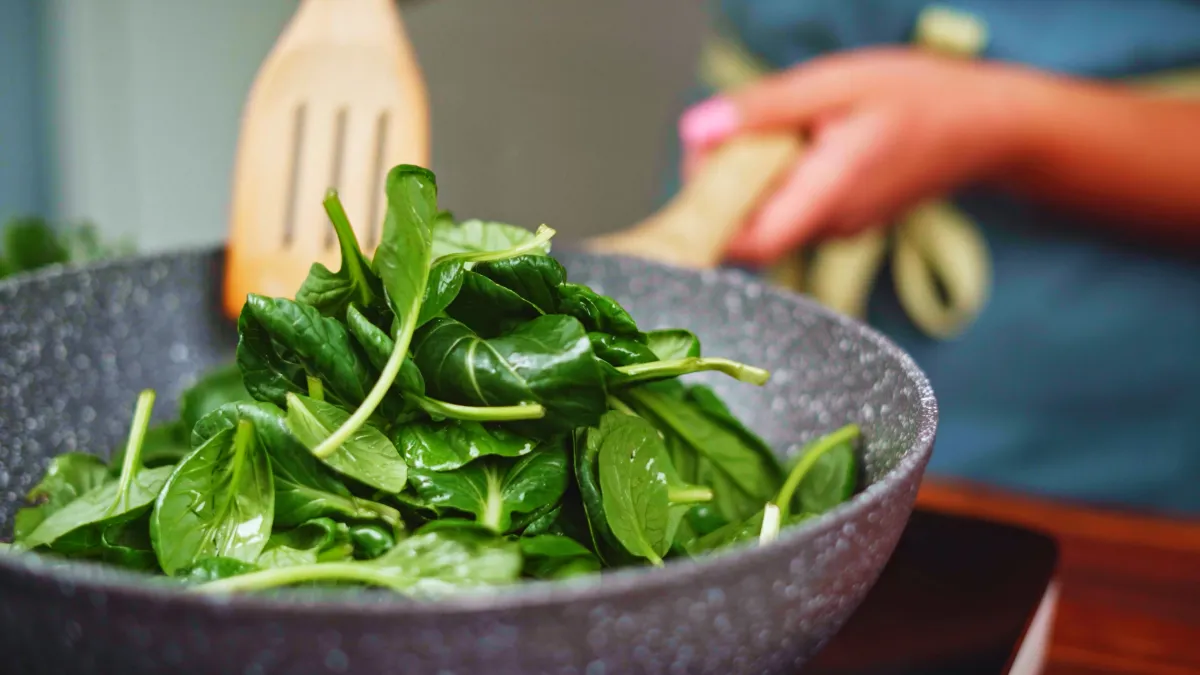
[0,247,936,675]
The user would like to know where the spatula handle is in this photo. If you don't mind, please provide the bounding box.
[591,133,801,268]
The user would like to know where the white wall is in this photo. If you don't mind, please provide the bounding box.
[45,0,706,252]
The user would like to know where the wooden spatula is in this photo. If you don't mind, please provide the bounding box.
[222,0,429,319]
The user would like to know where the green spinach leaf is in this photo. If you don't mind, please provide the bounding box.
[235,308,307,407]
[198,529,521,596]
[286,393,407,493]
[151,420,275,575]
[406,442,567,533]
[295,189,382,317]
[446,270,542,337]
[256,518,353,568]
[431,219,551,261]
[519,535,601,580]
[589,333,657,367]
[192,401,401,529]
[13,453,110,542]
[348,523,396,560]
[180,362,252,430]
[392,420,535,472]
[777,424,861,519]
[417,259,465,327]
[557,283,641,339]
[345,303,426,396]
[180,556,260,583]
[470,254,566,314]
[644,329,701,360]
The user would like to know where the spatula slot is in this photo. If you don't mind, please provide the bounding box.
[365,110,391,251]
[282,103,308,249]
[324,106,350,251]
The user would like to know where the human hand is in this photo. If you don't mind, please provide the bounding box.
[679,48,1057,265]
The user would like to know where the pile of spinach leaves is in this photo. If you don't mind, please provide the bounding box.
[5,164,863,596]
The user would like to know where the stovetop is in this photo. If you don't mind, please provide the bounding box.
[804,510,1060,675]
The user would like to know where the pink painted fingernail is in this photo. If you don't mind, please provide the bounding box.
[679,97,739,148]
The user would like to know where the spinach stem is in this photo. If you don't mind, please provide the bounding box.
[437,225,557,265]
[323,189,374,307]
[607,396,636,416]
[758,502,781,545]
[415,396,545,421]
[667,486,713,505]
[109,389,156,515]
[614,357,771,386]
[197,562,401,594]
[481,471,505,532]
[775,423,861,521]
[306,376,324,402]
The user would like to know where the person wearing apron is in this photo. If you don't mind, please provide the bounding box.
[667,1,1200,515]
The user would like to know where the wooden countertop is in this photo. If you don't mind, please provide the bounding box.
[915,480,1200,675]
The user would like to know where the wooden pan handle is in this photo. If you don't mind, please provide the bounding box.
[589,133,802,268]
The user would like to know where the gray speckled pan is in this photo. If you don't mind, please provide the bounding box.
[0,247,936,675]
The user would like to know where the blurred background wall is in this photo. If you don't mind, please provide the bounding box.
[2,0,706,251]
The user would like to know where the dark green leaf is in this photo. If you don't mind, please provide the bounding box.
[687,511,814,554]
[407,442,568,533]
[243,294,374,406]
[295,189,382,317]
[42,507,160,571]
[348,523,396,560]
[391,420,535,472]
[595,412,671,564]
[776,424,861,519]
[573,427,639,568]
[471,255,566,314]
[345,303,425,397]
[519,535,601,580]
[431,219,550,261]
[418,259,465,327]
[13,453,110,542]
[199,529,522,596]
[644,329,701,360]
[373,164,436,324]
[589,332,657,367]
[192,401,401,529]
[3,217,68,272]
[285,393,408,494]
[151,422,275,575]
[179,362,251,430]
[445,270,542,337]
[235,308,307,407]
[412,316,607,436]
[19,465,174,550]
[556,283,641,338]
[257,518,353,568]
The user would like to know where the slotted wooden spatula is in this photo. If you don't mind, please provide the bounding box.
[223,0,429,319]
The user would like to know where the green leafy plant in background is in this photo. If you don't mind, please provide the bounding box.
[0,216,134,279]
[4,165,866,597]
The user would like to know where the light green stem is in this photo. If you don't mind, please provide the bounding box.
[481,473,505,533]
[668,486,713,505]
[415,396,545,421]
[306,376,324,402]
[759,502,781,545]
[311,313,418,460]
[614,357,771,386]
[110,389,156,515]
[437,225,557,265]
[197,562,402,594]
[607,396,636,416]
[776,423,861,520]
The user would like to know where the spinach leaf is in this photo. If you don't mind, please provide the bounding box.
[257,518,353,568]
[42,508,160,571]
[242,294,374,406]
[151,420,275,575]
[407,442,568,533]
[345,303,426,396]
[623,387,782,503]
[3,217,68,273]
[589,333,657,367]
[573,427,639,568]
[198,529,522,596]
[295,189,382,317]
[179,362,252,430]
[192,401,401,529]
[348,523,396,560]
[392,420,535,472]
[306,165,438,461]
[13,453,110,541]
[286,393,408,494]
[180,556,260,583]
[556,283,641,339]
[519,535,601,580]
[236,308,307,407]
[644,329,701,360]
[471,255,566,314]
[431,219,552,261]
[417,259,465,327]
[594,412,708,565]
[21,391,173,550]
[777,424,861,519]
[412,316,607,435]
[445,270,542,337]
[688,510,814,554]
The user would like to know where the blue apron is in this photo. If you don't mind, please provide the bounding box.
[673,0,1200,514]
